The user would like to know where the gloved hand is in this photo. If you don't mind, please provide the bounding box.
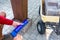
[13,34,23,40]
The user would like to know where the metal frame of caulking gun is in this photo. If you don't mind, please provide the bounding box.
[10,19,28,37]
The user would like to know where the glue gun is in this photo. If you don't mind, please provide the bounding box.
[10,19,28,37]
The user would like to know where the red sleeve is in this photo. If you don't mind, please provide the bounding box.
[0,16,13,25]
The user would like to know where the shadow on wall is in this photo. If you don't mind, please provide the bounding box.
[2,34,13,40]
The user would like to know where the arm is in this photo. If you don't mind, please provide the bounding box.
[0,16,22,27]
[0,16,23,40]
[0,16,13,25]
